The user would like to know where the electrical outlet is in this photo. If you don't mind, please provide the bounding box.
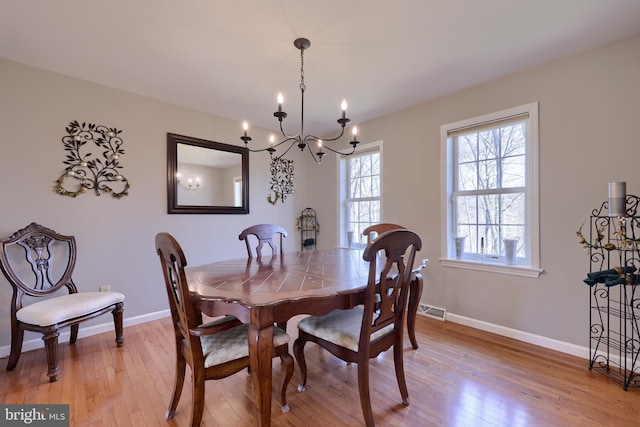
[99,285,110,292]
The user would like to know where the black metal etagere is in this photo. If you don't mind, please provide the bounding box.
[297,208,319,251]
[584,195,640,390]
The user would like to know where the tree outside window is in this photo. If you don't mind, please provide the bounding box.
[340,147,381,248]
[441,103,541,277]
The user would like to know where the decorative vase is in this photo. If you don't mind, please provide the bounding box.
[453,236,466,259]
[503,238,518,265]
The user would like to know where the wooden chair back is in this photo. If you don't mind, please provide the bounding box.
[155,232,203,343]
[362,229,421,340]
[239,224,288,258]
[0,222,78,299]
[362,223,406,245]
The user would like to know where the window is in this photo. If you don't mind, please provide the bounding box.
[441,103,541,277]
[233,176,242,207]
[339,143,382,248]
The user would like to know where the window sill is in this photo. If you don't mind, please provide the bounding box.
[439,258,543,278]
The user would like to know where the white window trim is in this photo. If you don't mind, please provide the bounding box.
[440,103,543,278]
[336,140,383,248]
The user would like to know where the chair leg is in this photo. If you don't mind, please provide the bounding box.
[190,367,206,427]
[393,338,410,406]
[166,348,186,420]
[42,327,60,382]
[279,352,294,413]
[357,359,375,427]
[7,326,24,371]
[69,324,79,344]
[113,302,124,347]
[292,338,308,392]
[407,274,423,349]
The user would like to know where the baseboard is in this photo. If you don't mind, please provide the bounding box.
[443,312,590,360]
[0,307,611,368]
[0,309,170,359]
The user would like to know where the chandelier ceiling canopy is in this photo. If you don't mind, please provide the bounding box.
[241,38,360,164]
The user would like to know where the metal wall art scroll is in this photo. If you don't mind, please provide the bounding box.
[54,120,130,198]
[267,157,294,205]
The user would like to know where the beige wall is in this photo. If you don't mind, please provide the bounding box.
[309,33,640,349]
[0,58,309,349]
[1,33,639,354]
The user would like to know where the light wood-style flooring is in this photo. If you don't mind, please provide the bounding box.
[1,315,638,426]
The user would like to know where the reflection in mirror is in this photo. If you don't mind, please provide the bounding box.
[167,133,249,214]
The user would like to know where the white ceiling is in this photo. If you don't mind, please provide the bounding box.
[2,1,639,138]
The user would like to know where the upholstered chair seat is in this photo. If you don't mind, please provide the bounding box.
[200,323,290,368]
[16,292,124,326]
[297,307,393,352]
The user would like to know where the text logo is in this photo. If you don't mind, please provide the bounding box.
[1,405,69,426]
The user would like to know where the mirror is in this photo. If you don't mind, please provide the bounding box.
[167,133,249,214]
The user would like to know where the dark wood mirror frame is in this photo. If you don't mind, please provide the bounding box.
[167,133,249,214]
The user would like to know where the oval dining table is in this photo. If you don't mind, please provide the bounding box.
[185,247,425,427]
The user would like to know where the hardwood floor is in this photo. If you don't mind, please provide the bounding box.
[1,315,638,426]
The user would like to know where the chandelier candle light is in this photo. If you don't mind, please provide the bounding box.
[240,38,360,164]
[176,173,200,191]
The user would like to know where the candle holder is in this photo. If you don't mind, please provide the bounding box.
[608,182,627,217]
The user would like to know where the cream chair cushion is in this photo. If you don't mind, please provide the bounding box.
[200,323,290,368]
[16,292,125,326]
[297,306,393,352]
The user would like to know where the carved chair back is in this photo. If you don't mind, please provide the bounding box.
[155,232,205,348]
[239,224,288,258]
[362,223,407,246]
[0,222,79,308]
[361,229,421,343]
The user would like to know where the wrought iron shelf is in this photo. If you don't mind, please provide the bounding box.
[585,195,640,391]
[297,208,318,251]
[590,364,640,389]
[591,304,636,320]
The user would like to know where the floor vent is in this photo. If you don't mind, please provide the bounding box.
[418,304,447,321]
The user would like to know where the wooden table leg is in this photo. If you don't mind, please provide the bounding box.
[249,317,274,427]
[407,272,423,349]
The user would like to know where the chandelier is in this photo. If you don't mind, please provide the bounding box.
[240,38,360,164]
[176,173,200,191]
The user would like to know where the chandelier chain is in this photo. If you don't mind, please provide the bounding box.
[300,48,306,93]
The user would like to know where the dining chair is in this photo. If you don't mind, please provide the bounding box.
[362,222,425,350]
[155,232,294,427]
[293,229,422,427]
[0,222,124,382]
[362,223,406,246]
[239,223,290,331]
[239,224,288,258]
